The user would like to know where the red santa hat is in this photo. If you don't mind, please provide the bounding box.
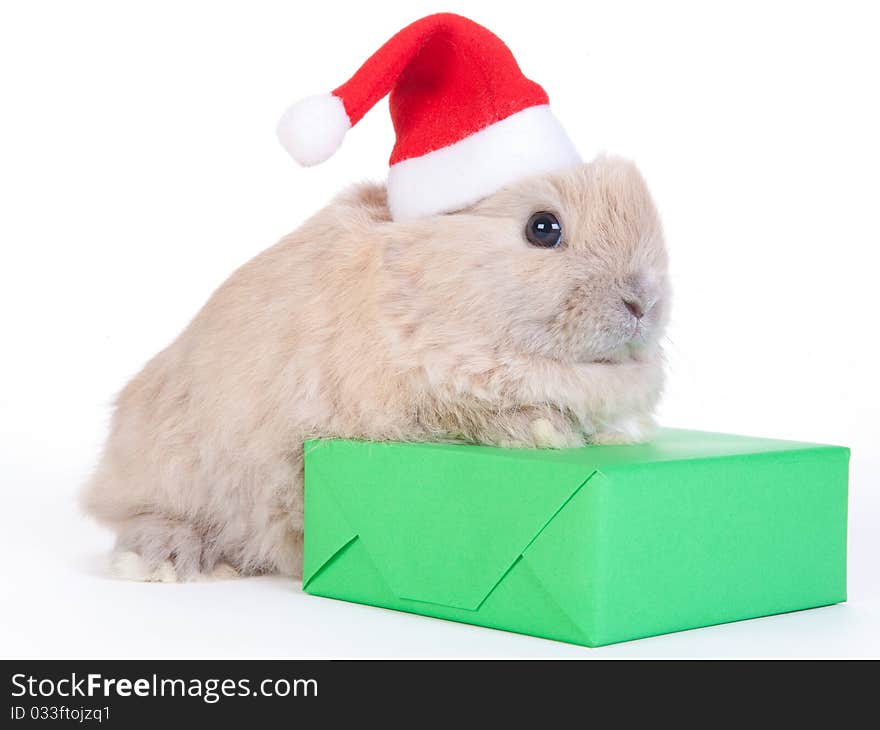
[277,13,581,221]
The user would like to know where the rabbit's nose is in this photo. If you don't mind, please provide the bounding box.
[623,298,645,319]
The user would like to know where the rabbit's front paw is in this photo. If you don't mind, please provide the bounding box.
[592,415,656,445]
[530,417,583,449]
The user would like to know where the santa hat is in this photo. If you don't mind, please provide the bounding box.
[277,13,581,221]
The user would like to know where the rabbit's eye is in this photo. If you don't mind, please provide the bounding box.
[525,212,563,248]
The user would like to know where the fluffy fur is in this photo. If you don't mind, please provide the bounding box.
[82,156,670,581]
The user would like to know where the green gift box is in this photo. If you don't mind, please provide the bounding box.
[302,428,849,647]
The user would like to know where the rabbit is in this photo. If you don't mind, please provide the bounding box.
[81,155,670,582]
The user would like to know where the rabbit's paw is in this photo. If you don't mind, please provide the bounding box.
[109,513,237,582]
[111,551,178,583]
[529,417,584,449]
[592,415,656,445]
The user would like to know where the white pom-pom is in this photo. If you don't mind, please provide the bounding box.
[276,93,351,167]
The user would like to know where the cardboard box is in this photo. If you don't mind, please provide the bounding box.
[302,429,849,647]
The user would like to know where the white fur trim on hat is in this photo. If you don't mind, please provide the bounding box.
[386,105,581,221]
[277,94,351,167]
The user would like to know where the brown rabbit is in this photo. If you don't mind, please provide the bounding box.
[82,157,669,582]
[83,13,670,581]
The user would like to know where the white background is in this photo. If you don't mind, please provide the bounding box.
[1,0,878,658]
